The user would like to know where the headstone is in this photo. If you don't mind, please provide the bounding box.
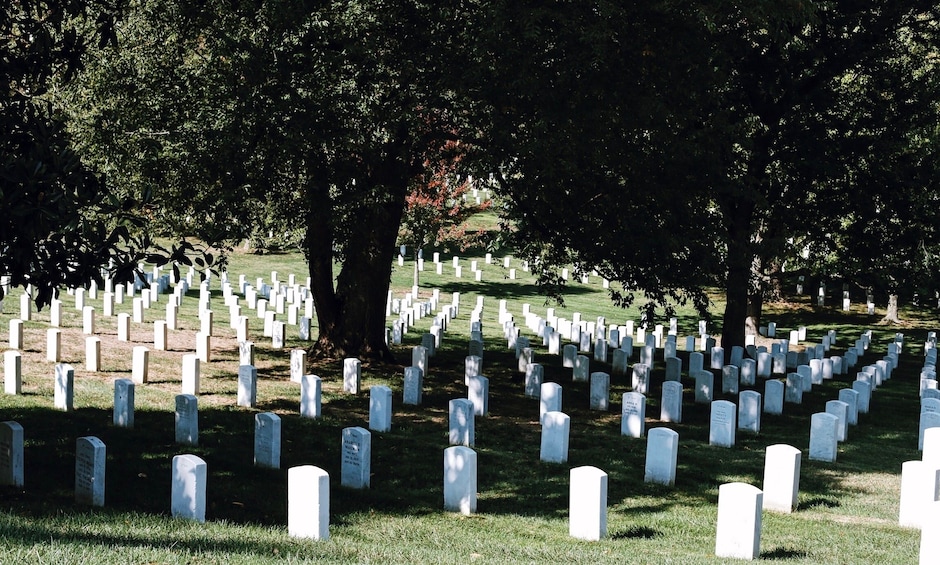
[341,427,372,489]
[644,427,679,486]
[714,482,763,560]
[569,466,608,541]
[238,340,255,366]
[632,363,651,394]
[74,436,107,507]
[369,385,393,432]
[825,400,849,442]
[113,378,134,428]
[709,400,736,447]
[899,459,940,529]
[343,358,361,394]
[784,373,803,404]
[464,355,482,385]
[739,358,756,386]
[762,444,801,513]
[540,383,562,423]
[689,352,704,374]
[838,389,859,426]
[589,372,610,411]
[54,363,74,411]
[290,349,307,383]
[0,421,24,487]
[403,367,423,405]
[540,411,570,463]
[524,363,543,398]
[46,328,61,362]
[443,446,477,515]
[660,381,683,423]
[195,332,211,362]
[721,365,740,395]
[175,355,200,397]
[919,501,940,562]
[175,394,198,446]
[254,413,281,469]
[237,364,257,408]
[573,355,590,382]
[710,346,725,370]
[809,412,839,462]
[621,392,646,438]
[693,370,714,404]
[764,380,784,415]
[738,391,761,433]
[171,454,207,522]
[919,410,940,450]
[853,380,872,414]
[563,344,578,368]
[449,398,475,446]
[300,374,322,419]
[3,350,21,395]
[665,356,682,382]
[287,465,330,540]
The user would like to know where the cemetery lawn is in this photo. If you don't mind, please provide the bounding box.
[0,247,933,563]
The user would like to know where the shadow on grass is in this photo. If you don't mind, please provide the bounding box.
[610,526,662,539]
[762,546,809,560]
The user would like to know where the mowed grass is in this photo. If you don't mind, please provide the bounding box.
[0,246,935,563]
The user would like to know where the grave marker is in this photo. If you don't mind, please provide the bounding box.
[171,454,207,522]
[621,392,646,438]
[444,446,477,515]
[254,413,281,469]
[113,379,134,428]
[715,482,763,560]
[540,411,570,463]
[762,444,801,513]
[709,400,736,448]
[341,427,372,489]
[644,427,679,486]
[569,466,608,541]
[287,465,330,540]
[75,436,106,506]
[175,394,198,446]
[0,421,24,487]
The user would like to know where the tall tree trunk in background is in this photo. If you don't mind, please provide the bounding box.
[882,293,901,324]
[306,149,410,362]
[721,199,756,350]
[746,291,763,337]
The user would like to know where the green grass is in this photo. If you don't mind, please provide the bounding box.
[0,246,935,563]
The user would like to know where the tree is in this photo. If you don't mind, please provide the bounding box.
[397,140,490,288]
[472,1,725,323]
[64,0,483,359]
[473,1,940,344]
[0,0,179,308]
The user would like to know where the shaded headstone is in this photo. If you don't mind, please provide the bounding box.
[171,454,207,522]
[449,398,475,446]
[0,421,24,487]
[175,394,199,446]
[300,374,322,419]
[660,381,683,423]
[764,380,784,415]
[590,372,610,411]
[343,358,361,394]
[444,446,477,515]
[809,412,838,462]
[693,370,714,404]
[366,385,393,432]
[540,383,562,423]
[632,363,650,394]
[468,376,489,417]
[403,367,423,405]
[113,379,135,428]
[254,413,281,469]
[341,426,371,489]
[540,411,570,463]
[738,390,761,433]
[709,400,736,447]
[621,392,646,438]
[644,427,679,486]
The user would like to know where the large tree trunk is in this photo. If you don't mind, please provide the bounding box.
[881,293,901,324]
[306,143,411,361]
[721,201,756,350]
[746,291,763,338]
